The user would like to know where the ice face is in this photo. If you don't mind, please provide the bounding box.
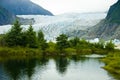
[0,12,106,41]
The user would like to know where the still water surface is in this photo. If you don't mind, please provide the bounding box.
[0,56,116,80]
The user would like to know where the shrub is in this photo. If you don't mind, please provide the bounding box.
[64,48,76,55]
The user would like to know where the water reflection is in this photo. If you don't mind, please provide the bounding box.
[71,55,87,63]
[54,57,70,74]
[3,59,36,80]
[0,56,118,80]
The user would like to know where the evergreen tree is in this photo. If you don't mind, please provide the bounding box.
[105,40,115,50]
[38,30,44,43]
[0,34,6,46]
[37,30,47,50]
[4,20,23,46]
[69,37,80,47]
[25,25,38,48]
[56,34,69,51]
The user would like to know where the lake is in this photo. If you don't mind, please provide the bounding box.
[0,56,117,80]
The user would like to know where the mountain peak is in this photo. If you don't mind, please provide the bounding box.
[106,0,120,23]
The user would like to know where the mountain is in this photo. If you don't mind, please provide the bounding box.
[0,6,16,25]
[106,0,120,23]
[0,0,53,15]
[0,5,34,25]
[82,0,120,40]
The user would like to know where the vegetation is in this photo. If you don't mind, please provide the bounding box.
[0,20,117,60]
[45,41,57,55]
[56,34,69,53]
[37,30,48,50]
[102,51,120,75]
[24,25,38,48]
[3,20,23,46]
[0,20,120,79]
[105,40,115,51]
[0,47,42,61]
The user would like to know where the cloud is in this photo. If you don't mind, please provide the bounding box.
[31,0,117,15]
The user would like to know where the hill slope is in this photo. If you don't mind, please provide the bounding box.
[0,6,16,25]
[106,0,120,23]
[0,0,53,15]
[82,0,120,40]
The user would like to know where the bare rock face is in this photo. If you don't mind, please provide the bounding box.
[106,0,120,23]
[82,0,120,40]
[0,0,53,15]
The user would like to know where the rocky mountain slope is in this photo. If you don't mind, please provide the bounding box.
[0,0,53,15]
[0,6,16,25]
[0,5,34,25]
[82,0,120,40]
[106,0,120,23]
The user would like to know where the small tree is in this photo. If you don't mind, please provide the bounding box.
[0,34,6,46]
[46,41,56,53]
[69,37,80,48]
[4,20,23,46]
[37,30,48,50]
[56,34,69,51]
[25,25,38,48]
[105,40,115,50]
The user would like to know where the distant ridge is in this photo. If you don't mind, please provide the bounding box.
[82,0,120,40]
[0,0,53,15]
[0,5,16,25]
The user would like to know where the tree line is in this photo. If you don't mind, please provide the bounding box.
[0,20,115,54]
[0,20,47,49]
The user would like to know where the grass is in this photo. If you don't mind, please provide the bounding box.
[102,50,120,75]
[0,47,42,61]
[0,45,120,79]
[0,46,109,61]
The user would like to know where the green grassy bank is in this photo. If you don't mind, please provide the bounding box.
[102,50,120,75]
[0,47,42,61]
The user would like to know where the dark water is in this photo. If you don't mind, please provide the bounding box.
[0,56,117,80]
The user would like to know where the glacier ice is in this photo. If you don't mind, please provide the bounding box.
[0,12,107,41]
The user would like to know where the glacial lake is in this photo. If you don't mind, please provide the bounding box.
[0,56,118,80]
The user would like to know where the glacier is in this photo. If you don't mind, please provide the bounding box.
[0,12,107,41]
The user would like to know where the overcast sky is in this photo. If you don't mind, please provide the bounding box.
[31,0,117,15]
